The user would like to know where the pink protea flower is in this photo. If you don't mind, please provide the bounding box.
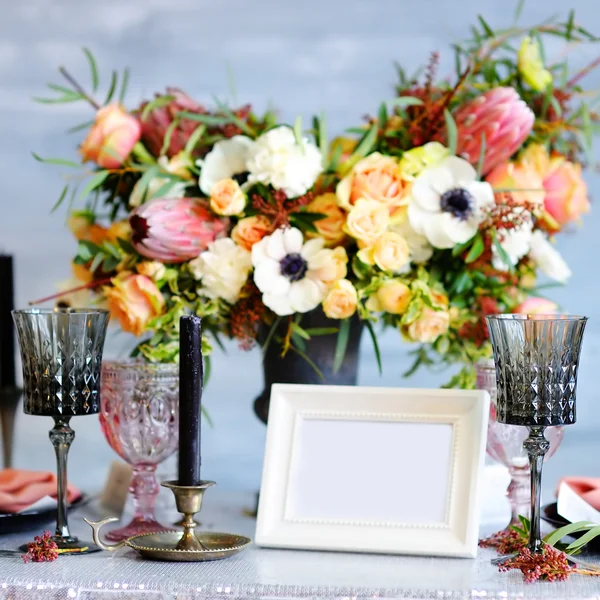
[138,88,206,158]
[452,87,535,175]
[130,198,229,263]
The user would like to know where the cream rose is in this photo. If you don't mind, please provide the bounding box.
[358,231,410,272]
[322,279,358,319]
[344,199,389,246]
[407,308,450,343]
[306,193,348,247]
[366,280,411,315]
[231,215,273,252]
[337,152,409,213]
[209,178,246,216]
[309,246,348,287]
[136,261,167,281]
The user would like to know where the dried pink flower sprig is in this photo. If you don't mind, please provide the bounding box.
[22,531,59,563]
[499,544,576,583]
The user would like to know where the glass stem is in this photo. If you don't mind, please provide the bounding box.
[523,426,549,553]
[506,465,530,529]
[130,465,159,522]
[49,417,75,542]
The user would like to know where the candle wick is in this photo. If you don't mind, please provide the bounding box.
[28,278,112,306]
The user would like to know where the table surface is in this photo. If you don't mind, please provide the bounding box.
[1,488,600,600]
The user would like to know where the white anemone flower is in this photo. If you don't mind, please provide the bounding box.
[408,156,495,249]
[198,135,255,195]
[251,227,329,316]
[529,230,571,284]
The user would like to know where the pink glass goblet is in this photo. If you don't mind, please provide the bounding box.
[100,360,178,541]
[476,359,563,530]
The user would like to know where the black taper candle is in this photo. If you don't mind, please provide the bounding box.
[178,315,203,486]
[0,255,16,389]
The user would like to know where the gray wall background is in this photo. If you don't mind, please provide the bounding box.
[0,0,599,496]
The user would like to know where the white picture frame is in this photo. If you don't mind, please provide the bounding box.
[256,384,490,558]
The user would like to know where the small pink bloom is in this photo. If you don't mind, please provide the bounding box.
[452,87,534,175]
[129,197,229,263]
[514,297,558,315]
[80,104,141,169]
[485,160,544,206]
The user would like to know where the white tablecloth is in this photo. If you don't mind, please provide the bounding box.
[1,485,600,600]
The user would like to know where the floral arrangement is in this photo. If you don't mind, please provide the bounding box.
[36,9,598,383]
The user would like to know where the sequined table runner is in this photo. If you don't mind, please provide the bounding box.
[0,490,599,600]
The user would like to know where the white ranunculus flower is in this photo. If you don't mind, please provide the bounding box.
[246,126,323,197]
[189,238,252,304]
[492,209,534,271]
[251,227,331,316]
[529,230,571,284]
[389,220,433,265]
[198,136,255,196]
[408,156,495,249]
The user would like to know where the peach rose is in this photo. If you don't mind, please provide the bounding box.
[366,280,411,315]
[322,279,358,319]
[80,104,141,169]
[344,199,389,246]
[514,297,558,315]
[543,159,589,228]
[486,161,545,206]
[210,178,247,216]
[310,246,348,286]
[72,262,93,284]
[520,144,590,230]
[337,152,409,215]
[407,307,450,343]
[306,193,348,247]
[105,273,165,336]
[231,215,273,252]
[358,231,410,272]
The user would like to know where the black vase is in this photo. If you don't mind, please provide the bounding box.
[253,309,364,424]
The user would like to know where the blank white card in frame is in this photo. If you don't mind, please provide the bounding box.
[285,418,454,524]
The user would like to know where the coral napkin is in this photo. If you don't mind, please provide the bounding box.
[558,477,600,511]
[0,469,81,514]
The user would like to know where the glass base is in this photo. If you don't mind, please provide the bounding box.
[20,536,101,555]
[105,517,167,542]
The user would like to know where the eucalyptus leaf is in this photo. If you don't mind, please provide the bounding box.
[51,185,69,213]
[32,153,81,168]
[104,70,118,104]
[388,97,424,109]
[465,233,484,263]
[80,170,110,200]
[444,109,458,155]
[364,320,382,375]
[83,47,99,92]
[333,318,351,374]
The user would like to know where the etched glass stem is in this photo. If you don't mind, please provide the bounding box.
[523,426,550,553]
[49,417,76,542]
[131,465,159,522]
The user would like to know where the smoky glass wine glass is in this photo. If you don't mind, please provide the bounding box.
[100,360,179,541]
[486,314,587,555]
[12,308,109,554]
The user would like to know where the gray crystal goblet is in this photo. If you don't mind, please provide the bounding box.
[486,314,587,554]
[12,308,109,555]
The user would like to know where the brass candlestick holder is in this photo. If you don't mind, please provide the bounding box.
[85,480,251,562]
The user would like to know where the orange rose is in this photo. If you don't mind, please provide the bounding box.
[105,273,165,336]
[68,214,109,245]
[520,144,590,230]
[337,152,410,217]
[106,220,131,243]
[322,279,358,319]
[306,193,348,247]
[231,215,273,252]
[486,161,545,206]
[543,159,589,229]
[210,178,246,216]
[80,104,141,169]
[72,262,93,284]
